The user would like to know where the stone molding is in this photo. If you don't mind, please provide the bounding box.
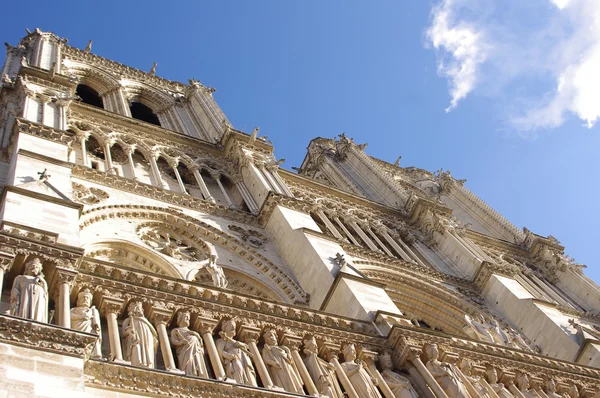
[0,313,97,358]
[84,360,304,398]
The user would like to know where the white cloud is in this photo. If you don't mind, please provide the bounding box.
[426,0,488,112]
[426,0,600,130]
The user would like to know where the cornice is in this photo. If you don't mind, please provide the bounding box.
[2,185,82,212]
[62,45,189,93]
[390,325,600,386]
[77,258,381,339]
[0,314,97,359]
[85,360,305,398]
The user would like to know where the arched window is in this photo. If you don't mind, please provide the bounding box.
[130,102,160,126]
[75,84,104,108]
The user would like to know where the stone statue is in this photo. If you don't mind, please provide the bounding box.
[379,352,418,398]
[216,318,257,386]
[261,328,303,393]
[122,301,158,368]
[70,288,102,358]
[515,373,538,398]
[170,311,208,378]
[568,384,579,398]
[463,314,494,343]
[206,255,228,289]
[485,366,514,398]
[459,359,493,398]
[485,319,511,345]
[545,379,563,398]
[302,335,343,398]
[10,258,48,323]
[425,344,469,398]
[340,343,382,398]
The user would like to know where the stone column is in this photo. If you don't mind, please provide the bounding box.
[242,329,275,389]
[212,172,234,207]
[234,179,260,213]
[315,209,345,240]
[149,306,181,373]
[149,152,165,188]
[191,167,215,202]
[169,160,188,195]
[55,267,78,328]
[327,348,360,398]
[261,166,284,194]
[194,317,225,380]
[407,365,436,398]
[99,295,125,362]
[125,146,137,180]
[349,220,380,252]
[366,226,395,257]
[411,356,449,398]
[333,216,362,246]
[269,166,294,196]
[79,135,89,168]
[362,351,396,398]
[103,140,114,174]
[379,229,411,261]
[283,335,318,396]
[0,253,15,302]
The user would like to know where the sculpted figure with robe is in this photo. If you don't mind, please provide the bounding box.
[261,328,303,393]
[515,373,538,398]
[122,301,158,368]
[425,344,469,398]
[302,335,343,398]
[10,258,48,323]
[463,314,494,343]
[485,366,514,397]
[216,318,257,386]
[170,311,208,377]
[70,288,102,358]
[459,359,493,398]
[340,343,382,398]
[379,352,418,398]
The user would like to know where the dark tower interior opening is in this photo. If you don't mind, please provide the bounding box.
[75,84,104,108]
[130,102,161,126]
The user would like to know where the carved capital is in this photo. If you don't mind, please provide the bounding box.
[149,306,174,326]
[99,295,125,317]
[0,252,15,273]
[281,333,303,351]
[55,266,78,285]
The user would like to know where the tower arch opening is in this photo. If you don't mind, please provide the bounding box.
[130,101,161,126]
[75,84,104,108]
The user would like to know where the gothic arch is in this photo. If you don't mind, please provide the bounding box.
[62,60,121,96]
[79,204,309,304]
[353,262,486,335]
[84,239,183,278]
[122,81,174,113]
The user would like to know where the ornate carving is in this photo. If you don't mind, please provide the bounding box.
[228,225,268,248]
[10,258,49,323]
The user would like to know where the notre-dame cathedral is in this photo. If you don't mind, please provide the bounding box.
[0,29,598,397]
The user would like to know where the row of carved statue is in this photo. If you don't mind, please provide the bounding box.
[7,259,592,397]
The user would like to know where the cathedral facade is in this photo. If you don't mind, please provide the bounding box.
[0,29,598,397]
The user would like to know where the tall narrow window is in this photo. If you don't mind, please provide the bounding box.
[130,102,160,126]
[75,84,104,108]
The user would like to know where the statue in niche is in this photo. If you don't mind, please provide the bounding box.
[261,328,303,393]
[463,314,494,343]
[567,384,579,398]
[459,359,493,398]
[379,352,418,398]
[122,301,158,368]
[515,373,538,398]
[545,379,563,398]
[425,344,469,398]
[70,288,102,358]
[340,343,382,398]
[485,366,514,398]
[216,318,257,386]
[170,311,208,378]
[206,254,228,289]
[10,258,48,323]
[302,335,343,398]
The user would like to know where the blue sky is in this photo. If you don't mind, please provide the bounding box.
[1,1,599,284]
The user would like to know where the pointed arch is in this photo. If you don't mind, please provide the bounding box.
[84,239,183,278]
[79,205,309,304]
